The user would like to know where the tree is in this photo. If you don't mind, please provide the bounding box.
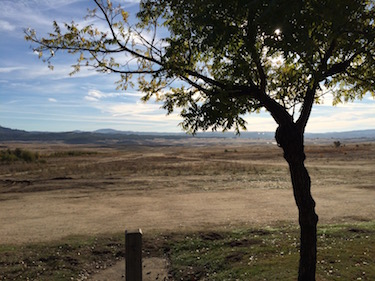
[25,0,375,279]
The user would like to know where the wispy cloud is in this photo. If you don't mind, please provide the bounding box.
[84,89,123,102]
[0,66,27,73]
[0,20,16,32]
[84,94,181,123]
[3,63,100,80]
[1,0,91,40]
[48,98,57,102]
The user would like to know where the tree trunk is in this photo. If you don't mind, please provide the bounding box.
[276,124,319,281]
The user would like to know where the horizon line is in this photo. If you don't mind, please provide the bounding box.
[2,125,375,135]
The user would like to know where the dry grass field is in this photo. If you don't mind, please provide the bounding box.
[0,139,375,280]
[1,139,374,246]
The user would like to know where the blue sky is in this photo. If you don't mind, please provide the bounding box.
[0,0,374,133]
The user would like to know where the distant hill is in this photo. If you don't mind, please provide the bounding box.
[306,130,375,139]
[1,126,374,144]
[0,126,189,144]
[94,128,182,136]
[0,126,27,135]
[94,128,131,134]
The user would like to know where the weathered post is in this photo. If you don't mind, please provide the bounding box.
[125,229,143,281]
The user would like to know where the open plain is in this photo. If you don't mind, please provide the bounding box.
[1,139,374,245]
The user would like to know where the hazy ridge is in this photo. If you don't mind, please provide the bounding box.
[1,126,374,145]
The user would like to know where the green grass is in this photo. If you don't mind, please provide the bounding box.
[0,222,374,280]
[167,222,375,280]
[0,234,125,281]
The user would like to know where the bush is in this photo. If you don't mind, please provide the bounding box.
[50,151,98,157]
[0,148,40,163]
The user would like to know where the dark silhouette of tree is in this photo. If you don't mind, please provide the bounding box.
[25,1,375,279]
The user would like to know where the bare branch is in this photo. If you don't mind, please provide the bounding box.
[323,58,354,78]
[89,50,164,75]
[93,0,163,66]
[296,85,317,132]
[180,76,211,96]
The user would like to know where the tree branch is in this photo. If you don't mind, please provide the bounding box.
[185,70,228,89]
[245,10,267,93]
[231,84,292,126]
[94,0,125,49]
[94,0,162,66]
[89,50,164,75]
[296,86,317,132]
[319,39,337,75]
[323,59,353,78]
[296,40,352,132]
[249,47,267,92]
[180,76,211,95]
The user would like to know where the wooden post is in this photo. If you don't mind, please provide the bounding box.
[125,229,143,281]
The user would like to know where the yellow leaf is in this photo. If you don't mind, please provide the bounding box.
[121,10,128,22]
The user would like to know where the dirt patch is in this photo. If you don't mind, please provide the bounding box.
[87,257,169,281]
[0,142,374,245]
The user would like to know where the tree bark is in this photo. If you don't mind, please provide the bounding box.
[276,124,319,281]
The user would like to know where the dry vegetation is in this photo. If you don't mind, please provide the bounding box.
[0,140,374,243]
[0,139,374,280]
[0,140,374,194]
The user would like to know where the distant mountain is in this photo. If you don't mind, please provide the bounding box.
[197,129,375,140]
[0,126,30,139]
[1,126,374,144]
[305,129,375,139]
[94,128,183,136]
[0,126,189,144]
[0,126,25,135]
[95,128,130,134]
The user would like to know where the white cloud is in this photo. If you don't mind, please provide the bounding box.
[1,2,52,30]
[0,20,16,32]
[84,95,99,102]
[105,102,160,116]
[0,66,27,73]
[48,98,57,102]
[86,89,104,100]
[84,89,124,102]
[84,96,181,123]
[243,113,277,132]
[10,63,99,80]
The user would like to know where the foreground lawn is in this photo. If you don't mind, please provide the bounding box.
[0,222,374,280]
[168,222,375,280]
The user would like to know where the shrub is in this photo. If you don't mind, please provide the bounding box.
[0,148,40,163]
[333,141,341,148]
[50,151,98,157]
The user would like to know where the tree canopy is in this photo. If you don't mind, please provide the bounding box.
[25,0,375,134]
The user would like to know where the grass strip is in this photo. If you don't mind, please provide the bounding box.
[0,222,374,280]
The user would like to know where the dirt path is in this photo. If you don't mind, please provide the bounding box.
[1,185,374,245]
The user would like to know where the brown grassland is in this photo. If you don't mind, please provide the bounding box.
[0,139,374,280]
